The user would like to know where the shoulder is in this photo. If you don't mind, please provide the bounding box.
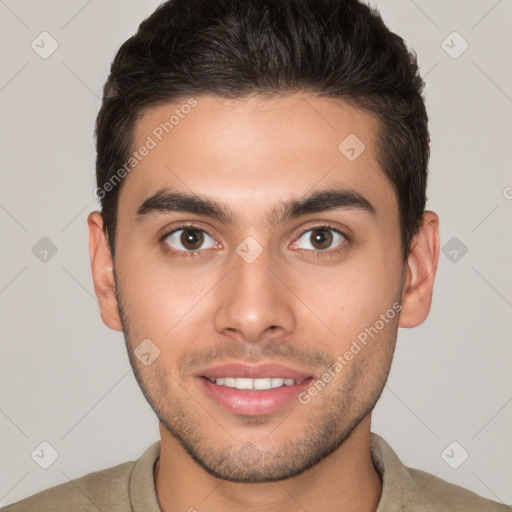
[405,465,511,511]
[370,433,511,512]
[0,460,135,512]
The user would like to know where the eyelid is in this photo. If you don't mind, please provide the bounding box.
[292,220,350,243]
[159,222,221,256]
[290,223,349,252]
[159,221,350,255]
[160,222,207,240]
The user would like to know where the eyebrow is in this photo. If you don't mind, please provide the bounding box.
[135,186,376,226]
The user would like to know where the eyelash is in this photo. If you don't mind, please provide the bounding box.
[159,223,349,258]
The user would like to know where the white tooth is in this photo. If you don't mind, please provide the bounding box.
[212,377,296,390]
[234,377,254,390]
[271,378,284,388]
[223,377,236,388]
[253,378,273,390]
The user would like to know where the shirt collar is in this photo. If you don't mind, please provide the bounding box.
[129,433,417,512]
[129,440,161,512]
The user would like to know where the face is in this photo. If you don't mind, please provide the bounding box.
[102,93,409,482]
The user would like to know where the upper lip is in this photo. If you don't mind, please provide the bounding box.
[197,362,312,381]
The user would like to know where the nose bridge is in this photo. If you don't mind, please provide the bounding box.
[213,244,296,342]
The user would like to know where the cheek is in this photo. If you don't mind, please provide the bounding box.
[117,250,221,339]
[290,247,402,348]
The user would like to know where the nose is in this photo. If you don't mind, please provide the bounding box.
[213,248,296,343]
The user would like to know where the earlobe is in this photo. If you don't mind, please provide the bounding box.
[87,211,123,332]
[398,211,440,328]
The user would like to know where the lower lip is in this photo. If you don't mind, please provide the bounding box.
[197,377,313,417]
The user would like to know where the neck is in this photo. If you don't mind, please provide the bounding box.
[154,415,382,512]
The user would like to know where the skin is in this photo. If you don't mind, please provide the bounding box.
[88,93,439,512]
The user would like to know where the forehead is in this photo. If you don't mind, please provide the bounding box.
[118,93,396,227]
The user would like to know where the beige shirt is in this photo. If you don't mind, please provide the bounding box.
[2,433,510,511]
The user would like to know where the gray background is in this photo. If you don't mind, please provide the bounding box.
[1,0,511,507]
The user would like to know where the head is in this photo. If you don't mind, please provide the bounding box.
[89,0,439,482]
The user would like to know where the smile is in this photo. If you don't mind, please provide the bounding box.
[205,377,303,390]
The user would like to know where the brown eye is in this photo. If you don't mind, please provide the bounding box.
[310,228,333,250]
[293,226,346,252]
[163,227,216,252]
[180,229,204,250]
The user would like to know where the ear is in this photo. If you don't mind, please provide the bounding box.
[399,211,440,328]
[87,211,123,331]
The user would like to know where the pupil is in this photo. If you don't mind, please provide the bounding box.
[311,229,332,250]
[181,229,203,250]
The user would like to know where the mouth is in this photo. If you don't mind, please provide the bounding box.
[203,376,307,390]
[195,362,315,417]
